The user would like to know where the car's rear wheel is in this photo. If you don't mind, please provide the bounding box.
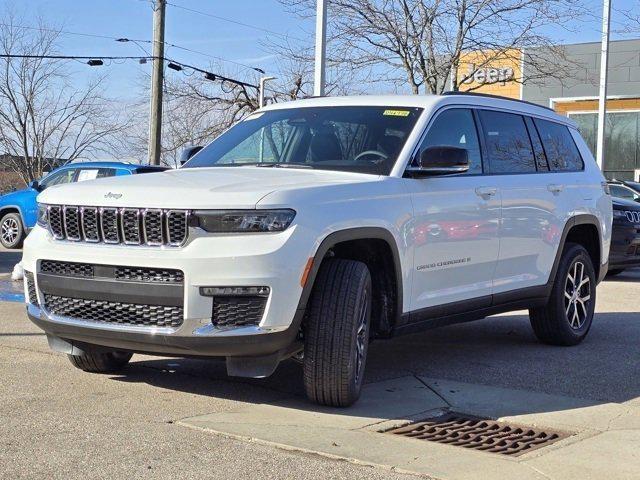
[529,243,596,346]
[0,212,24,249]
[68,351,133,373]
[303,258,372,407]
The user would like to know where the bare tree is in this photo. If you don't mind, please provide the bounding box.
[277,0,584,94]
[0,13,132,183]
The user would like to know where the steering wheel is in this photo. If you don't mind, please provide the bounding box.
[353,150,389,163]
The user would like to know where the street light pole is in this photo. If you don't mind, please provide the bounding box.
[314,0,327,96]
[148,0,166,166]
[596,0,611,171]
[259,76,276,108]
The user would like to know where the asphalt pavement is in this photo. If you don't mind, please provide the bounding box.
[0,246,638,479]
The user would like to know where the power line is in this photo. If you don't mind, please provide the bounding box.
[0,22,266,73]
[165,1,307,43]
[0,53,258,89]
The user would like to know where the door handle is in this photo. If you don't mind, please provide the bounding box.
[475,186,497,198]
[547,184,564,194]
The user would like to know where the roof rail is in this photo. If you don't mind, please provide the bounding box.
[442,91,555,113]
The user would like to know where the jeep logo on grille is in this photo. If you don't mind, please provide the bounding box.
[104,192,123,200]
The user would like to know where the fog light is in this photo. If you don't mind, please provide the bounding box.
[200,286,270,297]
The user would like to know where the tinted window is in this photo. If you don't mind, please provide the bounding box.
[417,108,482,174]
[525,117,549,171]
[534,119,584,171]
[41,169,76,187]
[479,110,536,174]
[185,106,422,175]
[610,185,639,201]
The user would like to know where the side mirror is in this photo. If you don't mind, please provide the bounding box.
[407,146,469,177]
[28,180,41,192]
[179,146,203,166]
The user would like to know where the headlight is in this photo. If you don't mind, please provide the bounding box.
[192,209,296,233]
[36,204,48,228]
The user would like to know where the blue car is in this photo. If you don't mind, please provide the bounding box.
[0,162,168,249]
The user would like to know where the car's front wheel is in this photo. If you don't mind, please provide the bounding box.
[529,243,596,346]
[68,351,133,373]
[303,258,372,407]
[0,212,24,249]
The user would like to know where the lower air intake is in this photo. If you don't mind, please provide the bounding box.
[44,294,183,328]
[212,296,267,328]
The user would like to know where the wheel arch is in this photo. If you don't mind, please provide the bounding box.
[296,227,403,336]
[550,215,604,286]
[0,205,26,229]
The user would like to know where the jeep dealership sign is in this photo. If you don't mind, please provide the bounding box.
[463,64,515,85]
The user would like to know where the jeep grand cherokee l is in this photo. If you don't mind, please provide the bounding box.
[23,94,612,407]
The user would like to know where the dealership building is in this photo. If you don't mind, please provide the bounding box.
[457,39,640,181]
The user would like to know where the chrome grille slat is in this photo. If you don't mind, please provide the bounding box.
[45,205,188,247]
[62,206,81,241]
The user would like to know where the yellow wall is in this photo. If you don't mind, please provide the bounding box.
[457,49,522,99]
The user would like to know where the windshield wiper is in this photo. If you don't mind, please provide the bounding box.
[254,163,313,169]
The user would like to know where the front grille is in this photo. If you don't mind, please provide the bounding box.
[115,266,184,284]
[46,205,189,247]
[384,412,570,457]
[212,296,267,328]
[25,271,38,305]
[41,260,94,278]
[44,294,183,328]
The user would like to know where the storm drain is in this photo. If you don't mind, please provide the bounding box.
[384,412,570,456]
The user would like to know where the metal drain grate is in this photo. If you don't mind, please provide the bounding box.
[384,412,569,456]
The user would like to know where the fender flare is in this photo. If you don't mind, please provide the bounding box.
[293,227,404,321]
[548,214,605,287]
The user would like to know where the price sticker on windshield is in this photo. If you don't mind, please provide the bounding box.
[383,109,411,117]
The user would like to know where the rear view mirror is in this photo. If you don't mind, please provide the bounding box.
[407,146,469,177]
[179,146,203,166]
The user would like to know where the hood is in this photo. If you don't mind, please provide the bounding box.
[612,197,640,210]
[38,166,377,209]
[0,187,33,205]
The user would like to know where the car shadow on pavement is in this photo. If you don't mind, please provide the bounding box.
[111,310,640,418]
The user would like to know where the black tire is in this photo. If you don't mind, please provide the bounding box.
[606,268,625,277]
[68,351,133,373]
[0,212,24,249]
[529,243,596,346]
[303,258,372,407]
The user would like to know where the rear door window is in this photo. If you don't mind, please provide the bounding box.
[478,110,536,174]
[533,119,584,171]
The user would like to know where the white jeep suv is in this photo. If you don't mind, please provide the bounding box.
[23,94,612,407]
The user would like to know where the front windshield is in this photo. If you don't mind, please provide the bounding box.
[183,106,423,175]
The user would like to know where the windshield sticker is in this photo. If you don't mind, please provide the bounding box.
[383,109,411,117]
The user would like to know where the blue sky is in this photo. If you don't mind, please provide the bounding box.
[3,0,639,99]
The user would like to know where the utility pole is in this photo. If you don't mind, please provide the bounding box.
[258,76,276,108]
[596,0,611,171]
[148,0,166,166]
[314,0,327,96]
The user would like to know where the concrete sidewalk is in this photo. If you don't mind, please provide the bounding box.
[181,375,640,480]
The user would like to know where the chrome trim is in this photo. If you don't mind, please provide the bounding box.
[47,205,64,240]
[79,206,100,243]
[142,208,164,246]
[121,208,142,245]
[165,210,189,247]
[62,206,81,241]
[28,303,289,338]
[99,207,120,244]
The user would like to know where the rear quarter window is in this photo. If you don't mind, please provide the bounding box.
[533,119,584,171]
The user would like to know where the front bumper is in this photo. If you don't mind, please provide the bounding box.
[27,303,300,358]
[22,224,315,360]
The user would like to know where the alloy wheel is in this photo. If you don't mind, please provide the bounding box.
[564,260,591,330]
[1,217,19,245]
